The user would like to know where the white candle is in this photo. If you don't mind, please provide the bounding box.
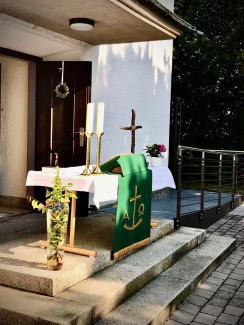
[97,103,105,133]
[86,103,94,133]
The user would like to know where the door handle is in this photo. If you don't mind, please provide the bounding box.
[71,127,85,147]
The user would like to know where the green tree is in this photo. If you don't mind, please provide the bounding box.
[171,0,244,150]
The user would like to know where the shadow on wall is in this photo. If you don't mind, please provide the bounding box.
[96,41,172,93]
[89,40,173,164]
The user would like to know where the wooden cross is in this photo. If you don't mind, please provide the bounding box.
[120,109,142,154]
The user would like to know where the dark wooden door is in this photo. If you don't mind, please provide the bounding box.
[35,61,92,215]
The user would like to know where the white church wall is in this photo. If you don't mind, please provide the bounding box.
[0,56,28,198]
[83,40,173,167]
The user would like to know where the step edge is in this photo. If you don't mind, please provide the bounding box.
[151,237,236,325]
[82,231,206,324]
[150,220,174,243]
[0,231,205,325]
[96,236,236,325]
[0,305,79,325]
[0,221,174,297]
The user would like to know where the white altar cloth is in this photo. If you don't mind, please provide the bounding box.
[149,167,176,191]
[26,166,119,208]
[26,166,175,208]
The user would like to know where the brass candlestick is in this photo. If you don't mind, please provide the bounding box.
[81,132,94,176]
[93,132,104,175]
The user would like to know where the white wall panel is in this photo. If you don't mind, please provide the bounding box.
[0,56,28,197]
[83,40,173,167]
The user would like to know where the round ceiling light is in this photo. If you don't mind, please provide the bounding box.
[69,18,94,31]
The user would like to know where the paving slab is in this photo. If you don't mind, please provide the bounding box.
[201,304,223,317]
[194,312,217,325]
[187,294,208,307]
[194,287,215,299]
[179,302,201,316]
[171,310,195,324]
[204,276,224,286]
[217,312,240,325]
[165,207,244,325]
[0,212,173,296]
[200,281,221,292]
[214,290,234,300]
[224,304,244,317]
[208,297,229,308]
[229,297,244,308]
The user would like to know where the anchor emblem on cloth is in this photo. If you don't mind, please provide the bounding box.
[121,186,145,230]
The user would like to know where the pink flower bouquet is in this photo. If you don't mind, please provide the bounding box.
[145,144,166,157]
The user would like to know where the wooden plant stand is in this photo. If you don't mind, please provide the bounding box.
[40,191,97,257]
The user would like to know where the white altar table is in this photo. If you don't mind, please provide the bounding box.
[26,166,175,256]
[26,166,119,209]
[26,166,176,207]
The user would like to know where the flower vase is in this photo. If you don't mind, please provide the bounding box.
[150,156,164,167]
[46,208,68,271]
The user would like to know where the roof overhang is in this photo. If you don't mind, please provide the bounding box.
[0,0,182,46]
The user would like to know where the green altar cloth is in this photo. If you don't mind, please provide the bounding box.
[101,154,152,259]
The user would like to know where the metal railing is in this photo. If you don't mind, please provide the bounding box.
[175,146,244,228]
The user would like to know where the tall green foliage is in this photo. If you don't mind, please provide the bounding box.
[172,0,243,150]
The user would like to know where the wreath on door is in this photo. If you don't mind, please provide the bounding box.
[54,61,69,99]
[54,82,69,99]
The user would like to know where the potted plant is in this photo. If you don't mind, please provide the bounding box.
[29,154,77,270]
[144,144,166,167]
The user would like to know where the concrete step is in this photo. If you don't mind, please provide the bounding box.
[0,227,205,324]
[0,214,174,296]
[96,235,236,325]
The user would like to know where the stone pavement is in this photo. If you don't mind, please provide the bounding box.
[164,204,244,325]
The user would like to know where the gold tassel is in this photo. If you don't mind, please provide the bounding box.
[113,237,151,260]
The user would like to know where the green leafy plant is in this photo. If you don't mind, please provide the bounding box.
[29,154,77,213]
[28,154,77,268]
